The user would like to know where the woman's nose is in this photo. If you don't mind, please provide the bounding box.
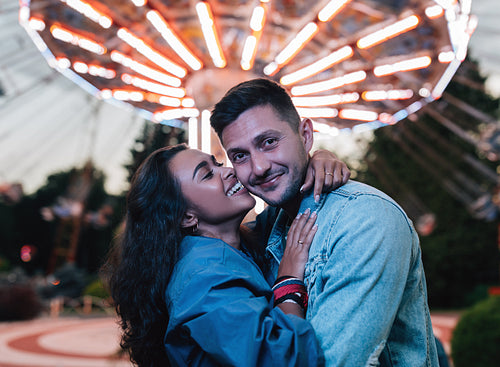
[221,166,235,180]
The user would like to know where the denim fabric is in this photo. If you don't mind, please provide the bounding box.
[265,180,439,366]
[164,235,323,366]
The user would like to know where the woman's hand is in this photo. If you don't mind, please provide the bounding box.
[278,209,318,281]
[300,149,351,203]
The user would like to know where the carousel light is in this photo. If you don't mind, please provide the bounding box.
[264,22,319,75]
[88,64,116,79]
[113,90,145,102]
[433,0,457,10]
[28,17,45,31]
[297,107,338,118]
[275,23,318,66]
[121,73,186,97]
[373,55,432,76]
[291,70,366,96]
[117,28,187,78]
[19,4,29,22]
[73,61,88,73]
[292,92,359,107]
[362,89,413,101]
[160,108,200,121]
[196,1,227,68]
[339,109,378,121]
[188,117,198,149]
[147,10,203,71]
[418,87,431,97]
[357,15,419,49]
[313,122,340,137]
[317,0,352,22]
[438,51,455,63]
[130,0,147,6]
[201,110,211,153]
[241,4,267,71]
[425,5,444,19]
[158,96,182,107]
[56,57,71,69]
[182,98,195,107]
[241,36,257,71]
[250,6,266,31]
[110,51,181,87]
[281,46,353,85]
[51,26,106,54]
[60,0,112,29]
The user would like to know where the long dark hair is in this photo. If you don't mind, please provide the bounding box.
[102,144,268,366]
[103,144,188,367]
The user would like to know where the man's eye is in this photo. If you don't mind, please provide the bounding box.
[232,153,245,162]
[263,138,277,146]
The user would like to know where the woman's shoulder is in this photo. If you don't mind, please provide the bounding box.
[175,236,256,275]
[167,236,268,300]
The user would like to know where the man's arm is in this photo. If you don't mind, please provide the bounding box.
[309,195,433,366]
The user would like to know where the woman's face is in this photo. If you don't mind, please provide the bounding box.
[169,148,256,227]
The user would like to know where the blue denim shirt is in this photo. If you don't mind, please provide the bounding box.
[265,181,439,366]
[164,235,323,366]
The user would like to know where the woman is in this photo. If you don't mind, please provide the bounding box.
[104,144,349,366]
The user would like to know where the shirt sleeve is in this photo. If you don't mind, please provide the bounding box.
[309,195,419,366]
[165,246,322,367]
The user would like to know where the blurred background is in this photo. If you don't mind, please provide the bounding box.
[0,0,499,366]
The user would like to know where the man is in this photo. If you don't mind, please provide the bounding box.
[210,78,439,366]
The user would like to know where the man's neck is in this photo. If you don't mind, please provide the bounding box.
[281,194,303,223]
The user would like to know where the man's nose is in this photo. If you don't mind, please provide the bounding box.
[251,152,271,176]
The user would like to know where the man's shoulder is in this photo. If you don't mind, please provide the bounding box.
[321,180,400,208]
[319,180,407,218]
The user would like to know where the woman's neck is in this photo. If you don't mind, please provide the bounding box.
[198,220,242,250]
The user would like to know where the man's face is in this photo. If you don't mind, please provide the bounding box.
[221,104,312,207]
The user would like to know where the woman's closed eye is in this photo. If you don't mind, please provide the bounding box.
[202,169,214,180]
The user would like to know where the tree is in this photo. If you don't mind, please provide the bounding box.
[357,56,500,309]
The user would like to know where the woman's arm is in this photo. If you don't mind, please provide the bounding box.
[275,209,317,318]
[165,238,323,367]
[301,149,350,203]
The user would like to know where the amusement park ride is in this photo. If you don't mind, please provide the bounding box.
[14,0,500,237]
[19,0,477,133]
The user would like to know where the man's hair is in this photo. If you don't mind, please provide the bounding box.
[210,78,301,140]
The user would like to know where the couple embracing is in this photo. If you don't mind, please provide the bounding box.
[106,78,439,366]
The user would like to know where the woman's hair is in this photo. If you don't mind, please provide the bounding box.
[102,143,268,366]
[102,144,188,367]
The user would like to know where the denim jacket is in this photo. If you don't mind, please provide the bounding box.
[164,235,323,366]
[263,180,439,366]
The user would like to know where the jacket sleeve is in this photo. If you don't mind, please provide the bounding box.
[308,195,429,366]
[165,247,322,367]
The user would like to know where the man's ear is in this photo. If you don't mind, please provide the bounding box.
[180,211,198,229]
[299,118,314,154]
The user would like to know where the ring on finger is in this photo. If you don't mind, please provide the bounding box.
[325,172,334,176]
[297,240,304,245]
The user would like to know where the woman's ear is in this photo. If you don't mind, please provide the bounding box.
[180,211,198,230]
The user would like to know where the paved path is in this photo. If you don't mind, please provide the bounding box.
[0,313,460,367]
[0,316,132,367]
[431,312,461,358]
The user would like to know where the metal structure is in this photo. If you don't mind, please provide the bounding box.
[19,0,476,133]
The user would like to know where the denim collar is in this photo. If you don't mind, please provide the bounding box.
[265,190,327,263]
